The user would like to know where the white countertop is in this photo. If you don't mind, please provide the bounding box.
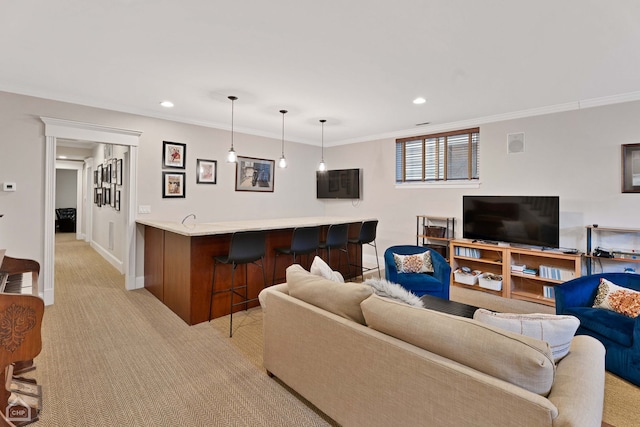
[136,216,374,237]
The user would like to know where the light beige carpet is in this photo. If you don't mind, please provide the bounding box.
[30,235,639,426]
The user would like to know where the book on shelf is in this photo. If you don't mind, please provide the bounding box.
[542,285,555,299]
[539,265,575,281]
[523,268,538,275]
[511,264,525,272]
[454,247,481,259]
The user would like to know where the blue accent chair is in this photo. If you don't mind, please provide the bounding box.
[555,272,640,386]
[384,245,451,300]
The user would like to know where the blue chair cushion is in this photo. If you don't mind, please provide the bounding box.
[394,272,443,294]
[565,306,634,348]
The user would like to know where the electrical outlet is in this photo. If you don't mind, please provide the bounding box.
[138,205,151,214]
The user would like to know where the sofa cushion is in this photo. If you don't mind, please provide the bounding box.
[473,309,579,362]
[310,256,344,283]
[592,277,640,318]
[565,306,634,347]
[363,278,424,308]
[286,264,372,325]
[361,294,555,396]
[393,251,434,273]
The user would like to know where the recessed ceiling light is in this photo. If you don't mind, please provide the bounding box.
[413,97,426,105]
[160,100,174,108]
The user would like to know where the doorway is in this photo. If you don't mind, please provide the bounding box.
[42,117,142,305]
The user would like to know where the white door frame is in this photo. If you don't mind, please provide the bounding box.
[42,117,142,305]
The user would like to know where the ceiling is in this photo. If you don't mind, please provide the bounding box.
[2,1,640,146]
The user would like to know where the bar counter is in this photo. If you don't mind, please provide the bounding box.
[138,216,372,325]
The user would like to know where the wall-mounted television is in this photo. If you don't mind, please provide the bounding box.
[462,195,560,248]
[317,169,361,199]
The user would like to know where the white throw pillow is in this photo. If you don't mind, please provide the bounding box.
[592,277,640,318]
[473,309,579,362]
[364,278,424,308]
[310,256,344,283]
[393,251,434,273]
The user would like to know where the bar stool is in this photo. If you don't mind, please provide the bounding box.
[209,230,267,337]
[272,226,320,284]
[319,223,351,278]
[349,220,381,280]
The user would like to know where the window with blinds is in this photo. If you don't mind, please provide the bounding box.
[395,128,479,183]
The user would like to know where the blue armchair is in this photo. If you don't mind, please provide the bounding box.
[555,272,640,386]
[384,245,451,300]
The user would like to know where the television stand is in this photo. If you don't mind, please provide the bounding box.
[450,239,582,307]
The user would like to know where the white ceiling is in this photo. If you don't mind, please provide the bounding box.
[2,1,640,146]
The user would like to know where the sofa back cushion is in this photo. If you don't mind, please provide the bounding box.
[361,295,555,395]
[286,264,373,325]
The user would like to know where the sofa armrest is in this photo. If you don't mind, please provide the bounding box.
[547,335,605,427]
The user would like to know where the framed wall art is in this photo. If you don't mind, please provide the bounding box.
[622,143,640,193]
[196,159,217,184]
[163,141,186,169]
[116,159,123,185]
[235,156,274,192]
[162,171,186,198]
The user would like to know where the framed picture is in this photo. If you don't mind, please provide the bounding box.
[106,163,112,184]
[235,156,274,192]
[104,187,111,206]
[116,159,123,185]
[111,158,117,182]
[162,171,186,198]
[93,170,98,186]
[111,184,117,207]
[115,190,121,211]
[196,159,217,184]
[94,187,100,204]
[104,144,112,159]
[622,143,640,193]
[163,141,186,169]
[97,164,103,186]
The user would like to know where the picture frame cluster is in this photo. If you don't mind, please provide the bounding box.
[93,144,123,211]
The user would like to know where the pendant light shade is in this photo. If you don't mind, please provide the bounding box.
[278,109,288,168]
[318,119,327,172]
[226,96,238,163]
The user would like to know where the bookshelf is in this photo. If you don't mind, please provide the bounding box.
[450,240,582,307]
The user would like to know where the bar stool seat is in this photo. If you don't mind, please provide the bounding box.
[209,230,267,337]
[349,220,380,280]
[318,223,351,278]
[272,226,320,284]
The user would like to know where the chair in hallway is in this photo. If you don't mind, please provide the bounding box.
[272,226,320,284]
[318,223,351,279]
[209,230,267,337]
[348,220,380,280]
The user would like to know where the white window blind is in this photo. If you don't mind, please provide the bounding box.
[396,128,479,183]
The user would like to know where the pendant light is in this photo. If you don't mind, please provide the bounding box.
[318,119,327,172]
[278,109,288,168]
[226,96,238,163]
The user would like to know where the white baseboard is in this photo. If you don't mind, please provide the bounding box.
[90,241,124,274]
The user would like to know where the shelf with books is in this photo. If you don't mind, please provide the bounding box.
[449,240,509,298]
[449,240,581,307]
[509,247,581,307]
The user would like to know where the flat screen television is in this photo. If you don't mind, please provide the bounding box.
[317,169,361,199]
[462,195,560,248]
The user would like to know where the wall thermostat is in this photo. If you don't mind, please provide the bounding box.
[2,182,16,192]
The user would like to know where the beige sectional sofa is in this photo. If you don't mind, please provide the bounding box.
[259,265,606,427]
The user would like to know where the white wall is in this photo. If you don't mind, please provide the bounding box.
[55,169,77,209]
[322,101,640,269]
[3,90,640,285]
[0,91,323,281]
